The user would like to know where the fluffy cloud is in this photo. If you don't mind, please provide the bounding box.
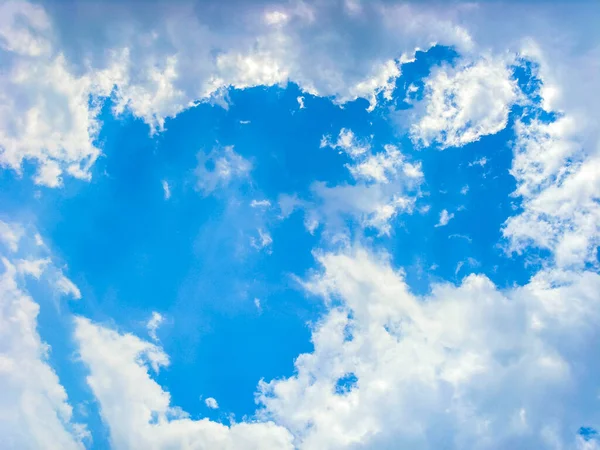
[502,91,600,267]
[410,56,519,149]
[74,316,294,450]
[205,397,219,409]
[1,0,598,196]
[0,221,86,449]
[0,1,120,187]
[287,129,423,236]
[0,0,476,186]
[258,246,600,449]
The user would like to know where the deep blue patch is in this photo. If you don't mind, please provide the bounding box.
[335,372,358,395]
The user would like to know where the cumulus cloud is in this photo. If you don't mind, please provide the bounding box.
[410,56,518,149]
[497,31,600,268]
[195,146,252,196]
[205,397,219,409]
[74,317,294,450]
[503,112,600,267]
[0,1,119,187]
[1,0,597,198]
[0,0,478,186]
[1,2,600,450]
[258,247,600,449]
[0,222,87,449]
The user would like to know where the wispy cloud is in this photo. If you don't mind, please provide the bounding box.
[435,209,454,227]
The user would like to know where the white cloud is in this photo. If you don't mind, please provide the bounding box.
[0,220,81,300]
[435,209,454,227]
[205,397,219,409]
[460,185,469,195]
[250,199,271,209]
[503,112,600,267]
[347,144,422,185]
[16,257,50,278]
[0,258,87,449]
[410,56,518,149]
[297,96,305,109]
[0,222,88,449]
[254,298,262,312]
[321,128,370,159]
[308,181,418,236]
[258,246,600,449]
[297,129,423,236]
[0,220,24,252]
[251,228,273,253]
[146,312,164,342]
[161,180,171,200]
[55,273,82,299]
[74,317,294,449]
[0,1,120,187]
[195,146,251,196]
[345,59,401,112]
[1,0,597,197]
[88,1,470,133]
[469,157,488,167]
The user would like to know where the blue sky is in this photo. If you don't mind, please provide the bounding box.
[1,1,600,449]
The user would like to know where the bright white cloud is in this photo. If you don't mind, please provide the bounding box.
[435,209,454,227]
[297,96,305,109]
[258,247,600,449]
[205,397,219,409]
[503,112,600,267]
[20,0,470,144]
[410,56,518,149]
[1,2,599,450]
[195,146,252,196]
[0,1,120,187]
[1,0,597,197]
[74,317,294,450]
[321,128,370,159]
[0,222,87,449]
[347,144,422,184]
